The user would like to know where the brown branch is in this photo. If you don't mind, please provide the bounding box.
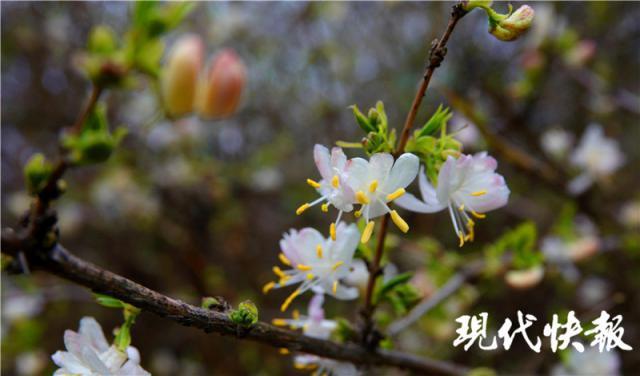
[0,236,468,376]
[360,2,468,347]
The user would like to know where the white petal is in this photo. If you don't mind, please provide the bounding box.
[119,361,151,376]
[332,224,359,264]
[99,346,127,372]
[81,347,111,375]
[126,347,141,364]
[63,330,89,358]
[331,283,359,300]
[369,153,394,182]
[435,156,457,203]
[79,317,109,352]
[52,351,89,374]
[314,144,333,181]
[367,200,389,219]
[308,294,325,322]
[417,166,439,205]
[344,158,370,191]
[395,192,446,213]
[382,153,419,192]
[330,147,347,171]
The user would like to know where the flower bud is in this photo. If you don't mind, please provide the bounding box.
[195,49,247,119]
[160,34,204,118]
[462,0,493,12]
[490,5,535,42]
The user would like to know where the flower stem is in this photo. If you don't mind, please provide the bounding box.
[360,2,467,348]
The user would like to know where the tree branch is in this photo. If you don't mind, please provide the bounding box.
[360,2,468,347]
[0,236,468,376]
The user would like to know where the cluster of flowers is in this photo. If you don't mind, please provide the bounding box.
[265,144,510,372]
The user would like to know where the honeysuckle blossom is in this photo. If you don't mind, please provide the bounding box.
[51,317,149,376]
[346,152,419,242]
[298,145,356,240]
[396,152,510,247]
[541,128,573,160]
[273,295,359,376]
[263,223,360,311]
[568,124,624,195]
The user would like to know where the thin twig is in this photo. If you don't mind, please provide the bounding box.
[360,2,468,347]
[0,236,468,376]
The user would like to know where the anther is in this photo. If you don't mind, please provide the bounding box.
[279,253,291,266]
[297,264,312,271]
[356,191,370,204]
[262,281,276,294]
[471,210,486,219]
[306,179,321,189]
[331,175,339,188]
[330,222,336,241]
[332,261,344,271]
[316,244,323,258]
[361,221,375,243]
[471,190,487,197]
[386,188,406,201]
[321,203,329,212]
[390,210,409,233]
[296,203,310,215]
[369,180,378,193]
[281,289,301,312]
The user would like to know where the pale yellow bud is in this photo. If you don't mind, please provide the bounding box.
[196,49,247,119]
[490,5,535,42]
[160,34,204,118]
[504,266,544,290]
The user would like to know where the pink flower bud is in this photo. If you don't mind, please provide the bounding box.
[161,34,204,118]
[491,5,535,42]
[196,49,247,120]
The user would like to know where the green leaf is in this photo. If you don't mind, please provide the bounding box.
[374,272,413,304]
[94,293,125,309]
[350,105,374,133]
[88,25,118,55]
[417,104,452,138]
[135,39,164,77]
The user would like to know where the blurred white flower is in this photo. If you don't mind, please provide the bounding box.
[551,345,621,376]
[343,259,397,292]
[6,191,31,217]
[619,201,640,229]
[451,115,482,149]
[51,317,149,375]
[91,170,159,222]
[250,167,283,192]
[273,295,359,376]
[541,128,573,160]
[264,224,360,311]
[396,153,509,247]
[16,351,47,376]
[2,292,44,323]
[577,277,610,308]
[568,124,624,195]
[504,266,545,290]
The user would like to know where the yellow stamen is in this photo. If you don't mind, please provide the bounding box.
[279,275,291,284]
[330,222,336,241]
[458,204,465,211]
[356,191,370,204]
[321,203,329,212]
[272,318,288,327]
[296,203,310,215]
[467,218,475,227]
[279,348,290,355]
[458,232,465,247]
[471,190,487,197]
[331,175,339,188]
[390,210,409,233]
[332,261,344,271]
[361,221,375,243]
[273,266,285,278]
[262,281,275,294]
[386,188,406,201]
[292,309,300,320]
[278,253,291,266]
[306,273,314,280]
[297,264,312,271]
[316,244,323,258]
[332,280,338,294]
[471,210,486,219]
[369,180,378,192]
[306,179,321,189]
[280,289,300,312]
[354,210,362,218]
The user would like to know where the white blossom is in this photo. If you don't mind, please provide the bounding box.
[551,345,621,376]
[568,124,624,195]
[273,295,359,376]
[298,146,419,242]
[51,317,149,376]
[264,223,360,311]
[396,152,510,246]
[346,152,419,242]
[541,128,573,159]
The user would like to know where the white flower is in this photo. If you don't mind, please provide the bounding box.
[619,201,640,228]
[346,152,419,242]
[541,128,573,159]
[568,124,624,195]
[264,223,360,311]
[273,295,359,376]
[344,259,397,292]
[51,317,149,376]
[396,152,510,246]
[551,345,621,376]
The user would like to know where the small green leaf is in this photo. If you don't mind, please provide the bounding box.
[229,300,259,327]
[350,105,375,133]
[94,293,125,309]
[88,25,118,55]
[374,272,413,304]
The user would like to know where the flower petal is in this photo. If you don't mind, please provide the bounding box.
[79,317,109,352]
[369,153,394,182]
[313,144,333,181]
[395,192,446,213]
[382,153,419,192]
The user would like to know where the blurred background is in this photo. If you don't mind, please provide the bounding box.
[2,2,639,375]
